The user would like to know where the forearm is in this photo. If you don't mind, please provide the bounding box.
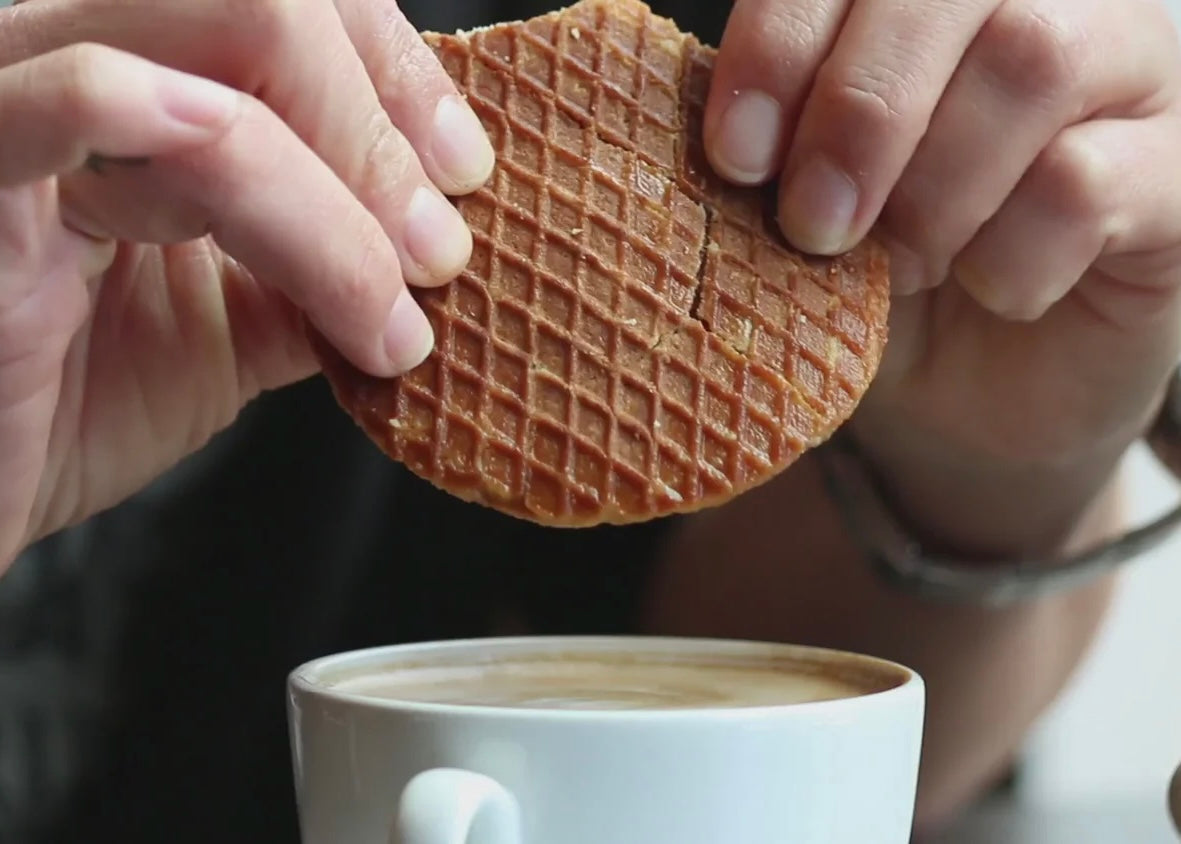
[641,450,1122,835]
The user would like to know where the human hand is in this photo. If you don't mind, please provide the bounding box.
[0,0,493,570]
[705,0,1181,554]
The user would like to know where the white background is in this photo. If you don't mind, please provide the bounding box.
[1022,445,1180,802]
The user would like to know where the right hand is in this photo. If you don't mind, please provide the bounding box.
[0,0,493,570]
[703,0,1181,557]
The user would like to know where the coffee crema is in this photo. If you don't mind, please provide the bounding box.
[325,653,872,711]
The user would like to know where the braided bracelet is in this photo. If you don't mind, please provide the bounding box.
[817,366,1181,606]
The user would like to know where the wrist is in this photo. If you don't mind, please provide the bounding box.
[845,418,1131,562]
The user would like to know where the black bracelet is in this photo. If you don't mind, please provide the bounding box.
[817,366,1181,606]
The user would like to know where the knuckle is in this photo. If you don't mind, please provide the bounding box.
[355,117,417,196]
[977,6,1088,109]
[367,44,411,105]
[381,8,424,62]
[1030,131,1114,230]
[54,42,117,116]
[334,218,392,318]
[371,15,451,101]
[740,2,827,76]
[815,61,920,139]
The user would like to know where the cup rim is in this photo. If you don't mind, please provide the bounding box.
[288,635,923,722]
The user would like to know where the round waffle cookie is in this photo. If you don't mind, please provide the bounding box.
[314,0,890,527]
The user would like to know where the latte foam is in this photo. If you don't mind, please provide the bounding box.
[327,653,870,711]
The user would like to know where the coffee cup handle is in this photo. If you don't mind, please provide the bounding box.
[391,768,522,844]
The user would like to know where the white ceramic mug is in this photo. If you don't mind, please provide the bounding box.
[287,636,925,844]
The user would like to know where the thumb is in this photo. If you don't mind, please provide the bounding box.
[0,43,237,188]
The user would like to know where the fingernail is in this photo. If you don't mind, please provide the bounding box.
[159,70,241,130]
[404,186,473,280]
[432,96,495,191]
[780,156,858,255]
[954,263,1042,321]
[384,290,435,374]
[710,90,785,185]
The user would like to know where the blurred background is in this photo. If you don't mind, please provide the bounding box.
[938,17,1181,843]
[936,439,1181,842]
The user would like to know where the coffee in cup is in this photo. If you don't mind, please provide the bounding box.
[323,648,892,711]
[289,636,925,844]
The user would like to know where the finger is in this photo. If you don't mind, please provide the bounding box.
[238,0,472,289]
[0,42,433,377]
[0,181,114,303]
[1,0,473,289]
[953,113,1181,323]
[776,0,998,255]
[76,93,435,376]
[0,42,236,304]
[884,0,1181,294]
[703,0,849,186]
[338,0,495,195]
[0,43,237,188]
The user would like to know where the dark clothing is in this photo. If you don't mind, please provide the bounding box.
[21,380,665,843]
[0,6,733,840]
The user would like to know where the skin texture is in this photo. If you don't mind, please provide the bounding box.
[2,0,1181,832]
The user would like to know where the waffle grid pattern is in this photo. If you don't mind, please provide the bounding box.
[674,40,884,421]
[325,0,889,526]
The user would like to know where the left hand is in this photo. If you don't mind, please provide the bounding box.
[703,0,1181,553]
